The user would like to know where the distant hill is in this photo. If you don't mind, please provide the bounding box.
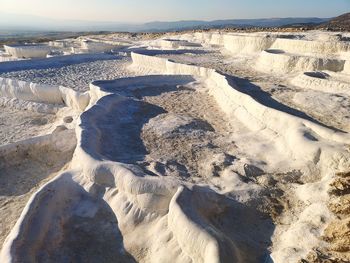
[140,17,330,32]
[321,12,350,31]
[0,12,332,33]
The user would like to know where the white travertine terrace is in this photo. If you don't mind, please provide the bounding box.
[80,38,127,53]
[4,44,51,59]
[48,40,69,48]
[0,31,349,263]
[130,51,350,262]
[0,74,240,263]
[179,32,276,53]
[292,72,350,95]
[151,39,201,50]
[179,32,350,54]
[81,40,115,52]
[131,52,350,170]
[0,96,60,114]
[256,50,345,73]
[178,32,350,74]
[270,38,350,54]
[0,54,19,62]
[0,77,89,111]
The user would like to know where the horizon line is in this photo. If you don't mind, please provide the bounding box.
[0,10,337,24]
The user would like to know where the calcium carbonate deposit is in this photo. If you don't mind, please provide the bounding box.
[0,31,349,263]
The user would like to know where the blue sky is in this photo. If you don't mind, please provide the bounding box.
[2,0,350,22]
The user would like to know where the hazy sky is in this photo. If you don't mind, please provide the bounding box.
[1,0,349,22]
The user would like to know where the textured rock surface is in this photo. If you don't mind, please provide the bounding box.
[0,31,349,263]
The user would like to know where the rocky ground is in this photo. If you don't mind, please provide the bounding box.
[0,30,349,263]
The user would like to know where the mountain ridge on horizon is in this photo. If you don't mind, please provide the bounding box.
[0,11,333,33]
